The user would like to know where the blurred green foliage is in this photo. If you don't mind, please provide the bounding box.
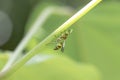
[0,0,31,50]
[30,0,91,8]
[8,1,120,80]
[0,1,102,80]
[25,3,71,52]
[0,0,90,50]
[0,51,9,70]
[26,1,120,80]
[7,55,101,80]
[0,0,120,80]
[74,1,120,80]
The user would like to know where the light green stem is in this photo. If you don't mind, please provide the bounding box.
[0,0,102,79]
[1,6,73,72]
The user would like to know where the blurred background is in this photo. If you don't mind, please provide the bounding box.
[0,0,120,80]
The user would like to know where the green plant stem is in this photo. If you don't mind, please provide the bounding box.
[1,6,73,72]
[0,0,102,79]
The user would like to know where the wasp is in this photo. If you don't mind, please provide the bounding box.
[54,29,72,52]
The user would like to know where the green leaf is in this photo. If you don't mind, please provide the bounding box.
[8,55,101,80]
[75,2,120,80]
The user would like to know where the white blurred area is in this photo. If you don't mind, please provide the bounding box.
[26,54,54,65]
[0,11,13,46]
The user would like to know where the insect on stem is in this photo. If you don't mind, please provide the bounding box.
[54,29,72,52]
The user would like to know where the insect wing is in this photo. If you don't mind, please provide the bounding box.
[61,41,65,52]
